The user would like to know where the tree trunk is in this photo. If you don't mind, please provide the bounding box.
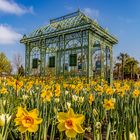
[132,64,134,79]
[130,64,133,79]
[122,59,124,80]
[117,65,120,80]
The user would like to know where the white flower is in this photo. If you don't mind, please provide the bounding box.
[82,88,87,94]
[55,98,60,103]
[3,100,6,106]
[78,97,84,103]
[65,90,69,95]
[72,95,78,102]
[95,122,101,129]
[66,102,71,109]
[0,114,11,127]
[129,132,136,140]
[93,109,98,116]
[22,95,29,100]
[86,126,92,132]
[112,98,116,103]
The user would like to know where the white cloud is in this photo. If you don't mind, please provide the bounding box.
[0,24,22,45]
[83,8,99,19]
[0,0,33,15]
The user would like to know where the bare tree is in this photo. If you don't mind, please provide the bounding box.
[12,53,23,73]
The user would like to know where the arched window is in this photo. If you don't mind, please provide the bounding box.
[66,39,81,49]
[30,47,40,69]
[93,41,101,68]
[92,41,101,77]
[104,46,110,80]
[31,47,40,59]
[48,43,57,49]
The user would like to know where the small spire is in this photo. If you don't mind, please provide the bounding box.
[23,34,27,38]
[77,8,81,15]
[105,27,109,32]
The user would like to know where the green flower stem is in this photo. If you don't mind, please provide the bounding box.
[25,132,29,140]
[106,122,111,140]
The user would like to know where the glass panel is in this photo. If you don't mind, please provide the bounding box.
[66,39,81,49]
[32,58,38,69]
[46,52,56,75]
[62,49,86,76]
[92,47,101,78]
[30,47,40,75]
[106,47,110,80]
[69,54,77,66]
[49,56,55,67]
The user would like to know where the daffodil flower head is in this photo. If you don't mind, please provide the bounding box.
[78,97,84,103]
[14,107,42,133]
[57,108,85,138]
[103,98,116,110]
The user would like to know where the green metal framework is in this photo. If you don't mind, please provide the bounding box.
[20,10,118,83]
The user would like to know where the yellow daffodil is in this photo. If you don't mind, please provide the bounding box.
[106,87,114,95]
[103,98,116,110]
[57,108,85,138]
[70,84,76,90]
[63,83,68,88]
[133,89,139,98]
[129,132,136,140]
[41,89,52,102]
[55,83,61,97]
[14,107,42,133]
[26,82,33,91]
[89,94,94,105]
[124,84,130,91]
[0,87,8,94]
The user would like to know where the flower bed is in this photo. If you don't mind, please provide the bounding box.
[0,76,139,140]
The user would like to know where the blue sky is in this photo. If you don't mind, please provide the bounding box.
[0,0,140,66]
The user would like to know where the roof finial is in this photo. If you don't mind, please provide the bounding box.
[77,8,81,15]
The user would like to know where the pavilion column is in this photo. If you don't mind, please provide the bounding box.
[56,36,60,75]
[81,31,83,75]
[105,46,109,81]
[40,39,46,76]
[25,42,30,76]
[63,34,65,75]
[58,36,62,75]
[100,44,105,79]
[87,30,93,82]
[109,46,113,85]
[55,49,58,75]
